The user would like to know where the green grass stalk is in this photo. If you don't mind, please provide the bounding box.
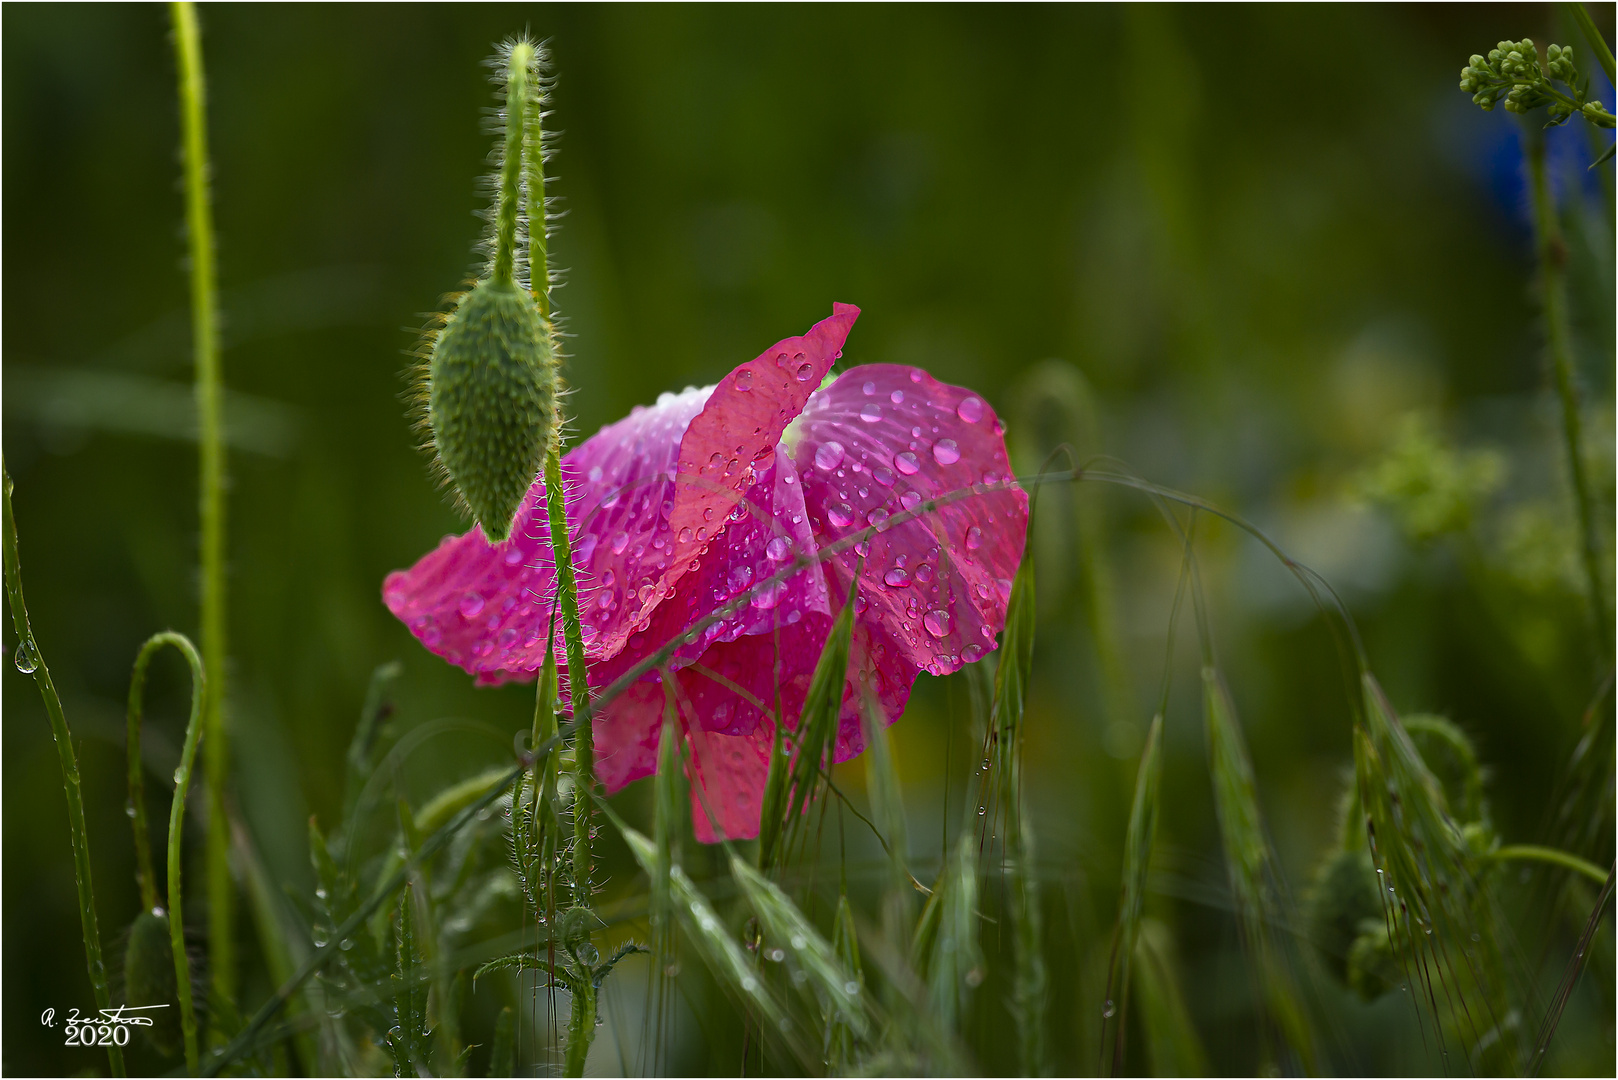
[128,631,207,1073]
[3,463,124,1077]
[1524,121,1612,660]
[1565,3,1616,84]
[169,0,234,1007]
[1100,714,1164,1075]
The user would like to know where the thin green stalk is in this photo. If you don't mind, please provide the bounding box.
[1488,844,1608,884]
[1525,123,1612,660]
[169,0,233,1007]
[1565,3,1616,85]
[3,462,124,1078]
[128,632,207,1074]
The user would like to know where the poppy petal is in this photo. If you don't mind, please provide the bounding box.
[790,364,1027,743]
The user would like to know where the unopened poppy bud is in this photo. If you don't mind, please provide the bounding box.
[124,909,182,1056]
[419,40,558,544]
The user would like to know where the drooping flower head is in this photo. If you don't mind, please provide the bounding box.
[384,304,1027,841]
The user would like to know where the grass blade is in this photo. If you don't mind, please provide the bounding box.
[763,578,858,872]
[391,884,430,1074]
[730,853,871,1040]
[1203,666,1318,1074]
[988,543,1047,1076]
[863,694,914,946]
[2,462,124,1076]
[1100,713,1164,1075]
[911,832,982,1035]
[1133,918,1210,1078]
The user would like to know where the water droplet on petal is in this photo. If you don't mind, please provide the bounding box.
[815,441,845,471]
[900,490,923,510]
[766,536,791,562]
[860,403,882,423]
[734,369,754,391]
[932,439,961,465]
[894,451,920,475]
[459,593,485,619]
[923,609,950,637]
[890,390,905,404]
[752,579,785,610]
[957,396,984,423]
[873,466,895,487]
[828,504,854,527]
[611,531,629,555]
[962,643,983,662]
[915,562,934,583]
[966,526,982,550]
[868,508,890,529]
[862,380,876,396]
[795,362,814,381]
[503,545,525,566]
[883,568,911,588]
[678,527,694,543]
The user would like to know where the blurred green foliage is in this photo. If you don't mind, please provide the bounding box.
[3,4,1613,1075]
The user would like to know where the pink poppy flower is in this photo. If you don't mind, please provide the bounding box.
[383,304,1027,841]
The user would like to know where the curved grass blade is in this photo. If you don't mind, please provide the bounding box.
[390,885,430,1075]
[126,632,207,1072]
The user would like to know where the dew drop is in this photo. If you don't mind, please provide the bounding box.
[894,451,920,475]
[795,362,814,381]
[828,504,854,527]
[855,540,870,557]
[862,380,876,396]
[503,545,525,566]
[956,396,984,423]
[901,490,923,510]
[766,536,791,562]
[458,593,485,619]
[611,531,629,555]
[734,369,754,391]
[815,441,845,471]
[868,508,890,529]
[13,640,39,674]
[860,403,883,423]
[873,466,895,487]
[962,643,983,662]
[678,527,694,543]
[890,390,905,404]
[883,568,911,588]
[932,439,961,465]
[924,609,950,637]
[1102,999,1116,1019]
[966,526,983,550]
[752,579,785,610]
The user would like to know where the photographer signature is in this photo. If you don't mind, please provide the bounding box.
[41,1005,168,1047]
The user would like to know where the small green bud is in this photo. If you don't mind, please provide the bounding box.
[558,904,593,953]
[124,910,182,1057]
[427,280,556,543]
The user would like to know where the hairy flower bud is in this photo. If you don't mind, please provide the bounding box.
[428,280,556,543]
[124,910,182,1056]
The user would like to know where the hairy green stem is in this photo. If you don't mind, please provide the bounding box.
[1565,3,1616,85]
[542,444,597,1077]
[1489,844,1609,884]
[169,0,234,1008]
[521,41,550,318]
[127,632,207,1073]
[491,45,528,286]
[3,462,125,1077]
[1524,124,1613,661]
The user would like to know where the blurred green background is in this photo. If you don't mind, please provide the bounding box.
[3,3,1613,1075]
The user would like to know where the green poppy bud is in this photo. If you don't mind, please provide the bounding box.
[123,910,182,1056]
[427,280,556,543]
